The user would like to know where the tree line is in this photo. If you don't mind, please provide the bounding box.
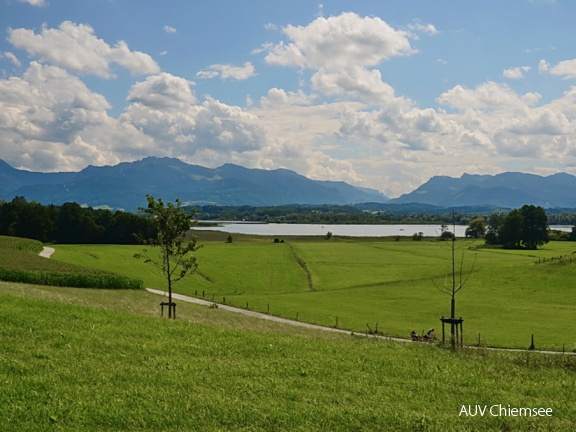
[464,204,570,249]
[0,197,156,244]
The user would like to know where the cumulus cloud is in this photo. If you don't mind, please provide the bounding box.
[197,62,255,80]
[121,75,267,160]
[264,12,414,69]
[261,12,415,105]
[163,25,177,34]
[8,21,160,78]
[127,73,196,109]
[503,66,531,79]
[438,82,541,112]
[549,59,576,79]
[0,61,155,171]
[260,88,317,108]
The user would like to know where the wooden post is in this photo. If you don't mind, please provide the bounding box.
[267,303,270,314]
[529,334,535,350]
[335,316,339,328]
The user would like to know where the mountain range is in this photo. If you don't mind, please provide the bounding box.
[0,157,388,211]
[389,172,576,209]
[2,157,575,211]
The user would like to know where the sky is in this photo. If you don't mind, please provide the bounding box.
[1,0,576,198]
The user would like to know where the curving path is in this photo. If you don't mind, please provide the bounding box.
[146,288,575,356]
[39,246,55,258]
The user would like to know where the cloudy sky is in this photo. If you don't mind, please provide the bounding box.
[1,0,576,197]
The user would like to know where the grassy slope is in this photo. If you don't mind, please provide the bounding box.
[1,281,575,431]
[52,235,576,350]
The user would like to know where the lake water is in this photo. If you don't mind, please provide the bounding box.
[194,223,573,237]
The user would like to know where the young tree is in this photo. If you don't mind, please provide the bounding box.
[433,214,477,347]
[136,195,200,318]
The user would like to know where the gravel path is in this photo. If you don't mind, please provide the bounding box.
[146,288,576,355]
[39,247,55,258]
[146,288,385,338]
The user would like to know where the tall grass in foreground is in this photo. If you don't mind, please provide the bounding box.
[0,236,142,289]
[0,286,575,431]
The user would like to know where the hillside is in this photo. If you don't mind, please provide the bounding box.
[1,284,574,431]
[0,157,388,211]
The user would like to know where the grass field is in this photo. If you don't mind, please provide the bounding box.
[0,235,142,289]
[1,280,575,431]
[51,232,576,351]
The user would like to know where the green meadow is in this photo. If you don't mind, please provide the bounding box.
[52,232,576,351]
[1,281,576,431]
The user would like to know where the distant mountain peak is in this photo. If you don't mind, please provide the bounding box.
[390,171,576,208]
[0,157,389,210]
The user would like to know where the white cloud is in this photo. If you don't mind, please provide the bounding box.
[1,52,21,66]
[538,59,550,73]
[503,66,531,79]
[17,0,46,6]
[406,21,439,37]
[121,75,268,161]
[0,62,152,171]
[163,26,177,34]
[261,12,415,105]
[549,58,576,79]
[260,88,317,108]
[197,62,255,81]
[127,73,196,109]
[264,12,414,70]
[8,21,160,78]
[438,82,540,112]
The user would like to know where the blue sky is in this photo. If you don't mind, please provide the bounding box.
[1,0,576,197]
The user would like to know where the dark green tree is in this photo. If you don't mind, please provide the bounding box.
[485,213,504,245]
[520,204,549,250]
[465,217,486,239]
[136,195,200,318]
[499,209,524,249]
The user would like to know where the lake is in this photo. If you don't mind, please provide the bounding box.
[194,223,573,237]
